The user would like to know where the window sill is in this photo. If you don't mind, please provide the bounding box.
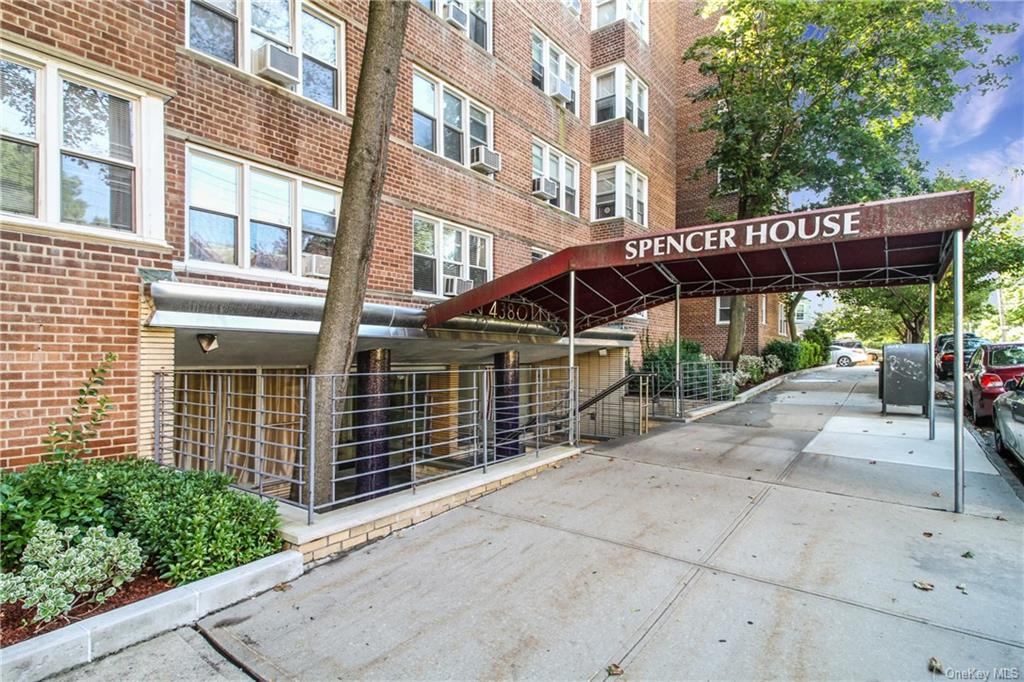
[173,260,329,290]
[177,46,351,123]
[0,216,171,251]
[590,215,647,230]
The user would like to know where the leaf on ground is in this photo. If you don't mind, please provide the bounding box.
[929,657,944,674]
[607,663,624,676]
[869,460,877,464]
[961,550,974,559]
[931,491,941,498]
[272,583,292,592]
[922,532,933,538]
[913,580,934,591]
[995,515,1007,521]
[956,583,967,594]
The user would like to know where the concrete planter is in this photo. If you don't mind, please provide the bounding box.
[0,550,303,682]
[685,364,830,421]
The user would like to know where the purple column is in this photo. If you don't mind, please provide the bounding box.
[494,350,522,458]
[355,348,391,498]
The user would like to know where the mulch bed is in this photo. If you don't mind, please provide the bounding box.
[1,568,172,647]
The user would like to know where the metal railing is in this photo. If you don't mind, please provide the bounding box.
[637,360,736,418]
[579,372,653,440]
[154,366,577,522]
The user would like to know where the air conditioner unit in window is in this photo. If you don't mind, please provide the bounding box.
[547,77,573,104]
[596,202,616,219]
[252,43,300,86]
[444,0,468,29]
[443,276,475,296]
[532,177,558,200]
[469,146,502,174]
[302,253,332,278]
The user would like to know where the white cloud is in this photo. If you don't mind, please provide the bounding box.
[960,138,1024,214]
[920,86,1013,150]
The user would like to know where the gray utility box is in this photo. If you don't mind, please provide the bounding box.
[880,343,930,415]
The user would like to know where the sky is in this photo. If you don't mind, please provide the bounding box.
[914,1,1024,216]
[790,1,1024,216]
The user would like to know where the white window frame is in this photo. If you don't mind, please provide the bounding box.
[531,247,552,262]
[531,138,579,216]
[559,0,582,17]
[0,44,165,245]
[760,294,767,325]
[184,145,340,279]
[411,212,493,298]
[590,161,648,227]
[591,0,648,42]
[420,0,493,52]
[794,301,809,323]
[530,29,580,117]
[591,63,648,133]
[411,68,494,171]
[716,296,731,325]
[185,0,346,112]
[778,302,788,335]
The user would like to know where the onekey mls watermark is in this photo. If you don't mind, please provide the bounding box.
[944,668,1020,680]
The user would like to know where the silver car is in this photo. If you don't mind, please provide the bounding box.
[829,344,868,367]
[993,377,1024,465]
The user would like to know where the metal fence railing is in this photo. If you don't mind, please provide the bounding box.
[637,360,736,418]
[579,373,652,440]
[154,366,577,522]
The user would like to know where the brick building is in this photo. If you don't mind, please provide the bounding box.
[0,0,787,469]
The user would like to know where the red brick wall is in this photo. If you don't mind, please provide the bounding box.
[1,0,734,466]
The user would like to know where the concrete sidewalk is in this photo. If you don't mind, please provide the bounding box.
[61,366,1024,681]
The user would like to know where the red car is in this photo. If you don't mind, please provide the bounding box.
[965,343,1024,424]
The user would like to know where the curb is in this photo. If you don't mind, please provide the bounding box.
[684,364,832,422]
[0,550,304,682]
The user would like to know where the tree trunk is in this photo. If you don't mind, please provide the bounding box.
[311,0,410,508]
[723,295,747,366]
[787,291,804,341]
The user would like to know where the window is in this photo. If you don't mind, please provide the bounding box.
[760,294,767,325]
[591,162,647,226]
[531,139,579,216]
[592,0,648,42]
[188,0,345,110]
[412,214,492,296]
[531,247,551,263]
[717,165,738,194]
[0,47,164,241]
[560,0,582,15]
[778,303,788,335]
[716,297,730,325]
[591,64,648,133]
[794,301,809,323]
[412,70,492,171]
[530,30,579,116]
[421,0,492,52]
[186,147,339,278]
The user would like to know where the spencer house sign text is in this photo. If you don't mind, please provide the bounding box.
[624,209,862,261]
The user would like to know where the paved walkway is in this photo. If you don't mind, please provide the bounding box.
[61,366,1024,681]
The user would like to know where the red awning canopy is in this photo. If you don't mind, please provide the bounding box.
[425,191,974,334]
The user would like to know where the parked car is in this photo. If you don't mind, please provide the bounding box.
[934,332,978,353]
[993,377,1024,466]
[834,339,881,362]
[935,336,991,379]
[829,345,868,367]
[965,343,1024,424]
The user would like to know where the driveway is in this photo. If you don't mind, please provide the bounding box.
[62,366,1024,681]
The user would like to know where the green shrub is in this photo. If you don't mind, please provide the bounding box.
[630,334,703,389]
[802,325,833,354]
[763,354,783,375]
[2,460,281,585]
[0,461,118,570]
[736,355,765,385]
[45,352,118,462]
[762,340,801,373]
[106,460,281,584]
[0,521,143,623]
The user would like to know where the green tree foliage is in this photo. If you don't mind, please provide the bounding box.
[682,0,1017,362]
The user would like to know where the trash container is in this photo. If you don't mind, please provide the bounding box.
[881,344,930,415]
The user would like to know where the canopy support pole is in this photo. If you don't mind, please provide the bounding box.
[952,230,965,513]
[928,279,936,441]
[568,270,576,446]
[674,284,682,418]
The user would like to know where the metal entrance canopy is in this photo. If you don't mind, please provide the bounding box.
[426,189,975,513]
[425,191,974,334]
